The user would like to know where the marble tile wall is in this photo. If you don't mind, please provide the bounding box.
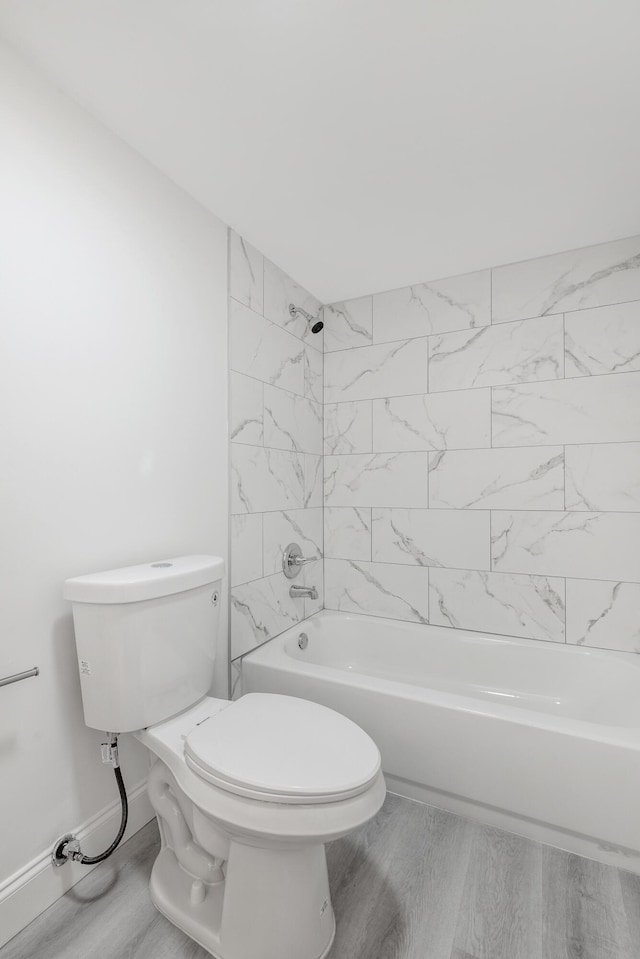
[323,234,640,655]
[229,232,323,660]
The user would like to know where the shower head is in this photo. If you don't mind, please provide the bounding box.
[289,303,323,334]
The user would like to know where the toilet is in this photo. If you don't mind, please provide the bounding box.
[64,555,385,959]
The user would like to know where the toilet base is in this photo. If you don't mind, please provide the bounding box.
[149,840,336,959]
[150,847,225,954]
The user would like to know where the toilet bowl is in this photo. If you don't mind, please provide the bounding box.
[136,693,385,959]
[64,556,385,959]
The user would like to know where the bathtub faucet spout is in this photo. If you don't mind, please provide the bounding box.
[289,584,318,600]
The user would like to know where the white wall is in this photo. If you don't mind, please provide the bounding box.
[0,38,228,907]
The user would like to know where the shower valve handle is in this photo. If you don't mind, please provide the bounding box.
[290,554,315,566]
[283,543,319,579]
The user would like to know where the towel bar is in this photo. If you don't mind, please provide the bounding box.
[0,667,39,688]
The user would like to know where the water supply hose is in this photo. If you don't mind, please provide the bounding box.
[52,735,128,867]
[76,764,128,864]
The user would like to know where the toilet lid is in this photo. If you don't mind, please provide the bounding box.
[184,693,381,804]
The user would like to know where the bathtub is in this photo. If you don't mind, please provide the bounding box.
[241,610,640,873]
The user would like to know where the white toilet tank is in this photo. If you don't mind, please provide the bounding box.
[63,555,224,733]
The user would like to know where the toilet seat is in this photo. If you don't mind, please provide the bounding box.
[138,695,387,845]
[184,693,381,804]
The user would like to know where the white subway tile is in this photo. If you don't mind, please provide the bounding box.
[492,235,640,323]
[565,300,640,377]
[324,507,372,560]
[324,452,428,508]
[428,315,563,392]
[303,559,324,618]
[230,660,242,697]
[372,508,490,570]
[263,257,323,348]
[324,559,429,623]
[231,514,263,586]
[429,447,564,510]
[491,510,640,582]
[566,579,640,652]
[262,508,322,576]
[304,343,323,403]
[231,573,303,659]
[324,338,428,403]
[492,372,640,447]
[230,372,263,446]
[229,232,263,313]
[231,445,304,513]
[373,270,491,342]
[429,569,565,642]
[230,298,305,395]
[372,390,490,452]
[324,401,372,454]
[304,453,323,508]
[566,443,640,511]
[323,296,373,351]
[263,385,322,454]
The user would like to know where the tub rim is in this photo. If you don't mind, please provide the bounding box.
[240,609,640,746]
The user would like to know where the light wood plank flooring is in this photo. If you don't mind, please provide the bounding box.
[3,794,640,959]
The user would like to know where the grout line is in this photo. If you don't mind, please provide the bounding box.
[325,334,441,357]
[226,235,233,694]
[325,386,490,406]
[348,297,640,346]
[324,365,640,401]
[321,502,640,516]
[318,557,640,588]
[325,443,563,456]
[319,438,640,454]
[230,294,323,357]
[232,369,322,408]
[326,308,561,356]
[322,347,326,609]
[231,367,307,398]
[294,282,639,364]
[232,505,322,515]
[265,378,322,409]
[555,293,640,318]
[324,306,573,357]
[232,435,323,455]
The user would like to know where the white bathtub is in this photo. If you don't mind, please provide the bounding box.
[242,610,640,873]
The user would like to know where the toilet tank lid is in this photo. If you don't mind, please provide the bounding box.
[63,555,224,604]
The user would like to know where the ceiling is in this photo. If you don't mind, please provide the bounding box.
[1,0,639,303]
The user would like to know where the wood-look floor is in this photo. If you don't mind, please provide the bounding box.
[3,794,640,959]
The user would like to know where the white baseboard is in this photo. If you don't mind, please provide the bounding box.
[0,778,154,951]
